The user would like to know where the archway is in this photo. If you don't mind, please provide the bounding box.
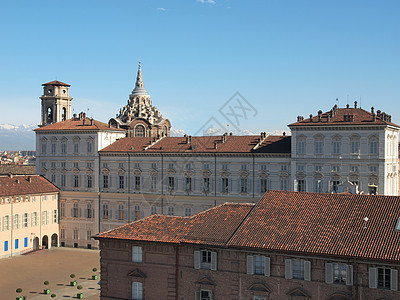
[46,107,53,124]
[33,237,39,250]
[51,233,58,247]
[62,107,66,121]
[42,235,49,249]
[135,125,145,137]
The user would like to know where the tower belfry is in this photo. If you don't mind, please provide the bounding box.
[40,80,73,126]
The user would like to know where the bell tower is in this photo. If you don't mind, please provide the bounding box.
[40,80,73,126]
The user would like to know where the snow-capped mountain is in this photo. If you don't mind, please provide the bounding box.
[0,123,37,150]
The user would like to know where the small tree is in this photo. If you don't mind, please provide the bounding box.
[51,294,56,298]
[43,281,50,294]
[92,267,98,280]
[77,285,84,299]
[16,288,23,300]
[70,274,77,286]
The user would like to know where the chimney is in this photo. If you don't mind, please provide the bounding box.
[16,179,20,184]
[309,114,313,122]
[283,132,286,136]
[371,106,374,114]
[373,113,376,122]
[73,113,77,119]
[214,142,218,149]
[327,115,330,122]
[354,101,358,108]
[8,173,13,178]
[346,104,350,109]
[90,119,94,126]
[229,132,232,136]
[27,176,31,182]
[82,119,86,125]
[318,110,322,122]
[188,136,192,144]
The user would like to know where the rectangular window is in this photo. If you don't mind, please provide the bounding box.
[168,163,174,169]
[72,203,79,218]
[200,290,212,300]
[185,177,192,191]
[23,213,29,227]
[260,178,269,192]
[86,203,93,219]
[314,180,323,193]
[222,178,229,193]
[260,164,267,171]
[3,215,10,230]
[247,255,271,276]
[118,204,125,220]
[53,210,57,223]
[87,175,93,188]
[315,141,323,154]
[292,260,305,279]
[61,143,66,153]
[332,165,340,172]
[103,162,107,168]
[73,229,78,240]
[119,176,125,189]
[297,141,305,154]
[61,228,65,239]
[132,246,143,263]
[132,282,143,300]
[185,207,192,217]
[186,163,191,170]
[203,177,210,192]
[60,202,65,217]
[103,175,109,188]
[331,180,340,193]
[87,142,92,153]
[370,141,378,154]
[102,204,109,219]
[24,237,28,248]
[281,165,288,171]
[31,212,38,226]
[41,161,46,167]
[241,164,247,170]
[134,163,140,169]
[168,206,174,215]
[61,174,66,187]
[333,263,348,284]
[280,179,288,191]
[378,268,392,289]
[51,161,56,168]
[297,164,305,172]
[151,163,156,169]
[74,143,79,153]
[41,143,46,153]
[15,239,18,249]
[119,162,124,169]
[151,175,157,190]
[351,141,360,154]
[369,165,378,173]
[315,165,322,172]
[168,177,175,191]
[87,162,92,168]
[74,175,79,188]
[134,205,141,220]
[297,180,306,192]
[4,241,8,251]
[203,163,210,170]
[254,255,266,275]
[351,165,359,173]
[51,143,56,153]
[222,164,228,170]
[194,250,217,271]
[13,214,20,229]
[241,178,248,193]
[333,141,341,154]
[87,230,92,241]
[135,176,141,190]
[151,205,157,215]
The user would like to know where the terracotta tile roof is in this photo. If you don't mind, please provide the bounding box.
[99,135,291,154]
[289,106,399,128]
[228,190,400,261]
[97,191,400,262]
[0,175,59,197]
[42,80,71,87]
[96,203,254,246]
[34,117,125,132]
[0,165,36,175]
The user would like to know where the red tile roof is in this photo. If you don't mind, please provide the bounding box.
[96,190,400,262]
[42,80,71,87]
[34,117,125,132]
[0,175,59,197]
[96,203,254,246]
[100,135,291,154]
[289,106,399,128]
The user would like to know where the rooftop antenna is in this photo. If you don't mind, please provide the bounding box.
[363,216,369,229]
[359,96,362,109]
[347,94,349,106]
[336,98,339,107]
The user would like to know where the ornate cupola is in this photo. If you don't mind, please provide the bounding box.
[109,62,171,138]
[40,80,72,126]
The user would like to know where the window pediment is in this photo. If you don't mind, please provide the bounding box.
[248,282,271,293]
[287,287,310,298]
[196,276,215,286]
[127,268,146,278]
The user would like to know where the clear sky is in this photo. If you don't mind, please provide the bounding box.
[0,0,399,135]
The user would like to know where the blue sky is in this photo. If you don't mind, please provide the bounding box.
[0,0,399,135]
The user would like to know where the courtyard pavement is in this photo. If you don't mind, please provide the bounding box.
[0,247,100,299]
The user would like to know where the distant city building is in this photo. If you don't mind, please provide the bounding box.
[95,190,400,300]
[0,175,59,259]
[0,165,35,175]
[34,64,400,249]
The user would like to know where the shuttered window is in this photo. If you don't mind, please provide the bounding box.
[285,259,311,281]
[247,255,270,276]
[325,263,353,285]
[369,267,398,291]
[194,250,217,270]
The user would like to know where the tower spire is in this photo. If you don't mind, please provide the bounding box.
[136,60,144,89]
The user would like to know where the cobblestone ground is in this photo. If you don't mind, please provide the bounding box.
[0,247,100,299]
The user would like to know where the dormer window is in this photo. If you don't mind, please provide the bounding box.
[395,218,400,231]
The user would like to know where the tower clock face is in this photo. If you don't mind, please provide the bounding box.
[47,89,52,94]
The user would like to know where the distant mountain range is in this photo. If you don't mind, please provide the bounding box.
[0,124,37,151]
[0,124,287,151]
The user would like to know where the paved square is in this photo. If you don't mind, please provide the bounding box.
[0,248,100,299]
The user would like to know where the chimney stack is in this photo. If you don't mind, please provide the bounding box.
[354,101,358,108]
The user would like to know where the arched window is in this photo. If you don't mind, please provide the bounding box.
[135,125,145,137]
[62,108,67,121]
[163,126,168,137]
[46,107,53,124]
